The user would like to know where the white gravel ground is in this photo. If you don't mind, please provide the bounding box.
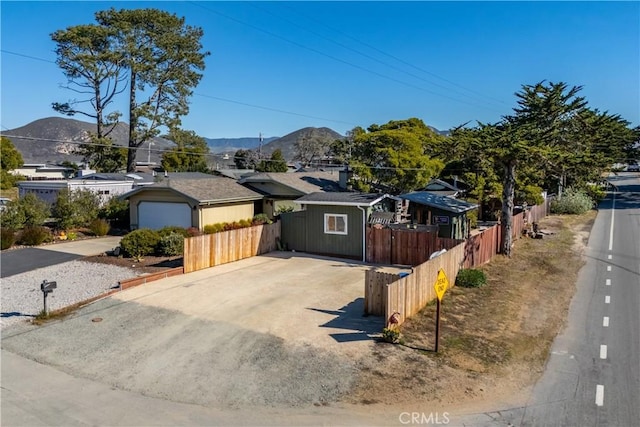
[1,261,137,330]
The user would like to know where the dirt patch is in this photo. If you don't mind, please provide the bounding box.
[346,212,596,411]
[82,253,183,275]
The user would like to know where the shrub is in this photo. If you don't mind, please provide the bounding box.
[252,213,272,225]
[382,327,401,344]
[550,187,594,215]
[98,197,130,228]
[89,218,111,236]
[238,218,252,228]
[466,210,478,229]
[455,268,487,288]
[585,184,606,205]
[186,227,202,237]
[19,226,52,246]
[0,193,50,229]
[203,223,225,234]
[156,232,184,256]
[119,228,160,261]
[67,231,78,241]
[275,206,294,215]
[53,188,101,230]
[157,226,189,238]
[1,227,15,250]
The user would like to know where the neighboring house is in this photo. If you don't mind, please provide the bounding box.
[239,171,342,219]
[17,172,155,205]
[11,164,76,180]
[422,178,466,197]
[400,191,478,239]
[280,192,401,261]
[120,173,264,230]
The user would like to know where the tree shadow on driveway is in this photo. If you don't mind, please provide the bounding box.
[307,298,384,343]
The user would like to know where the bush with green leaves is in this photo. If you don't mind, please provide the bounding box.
[252,213,272,225]
[119,228,161,261]
[19,226,53,246]
[156,232,184,256]
[550,187,594,215]
[585,184,606,205]
[89,218,111,236]
[52,188,101,230]
[1,227,15,250]
[455,268,487,288]
[0,193,50,229]
[203,223,225,234]
[98,197,130,228]
[157,225,189,238]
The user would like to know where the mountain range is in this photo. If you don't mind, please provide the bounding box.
[2,117,448,166]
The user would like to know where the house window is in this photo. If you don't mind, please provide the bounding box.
[324,213,347,235]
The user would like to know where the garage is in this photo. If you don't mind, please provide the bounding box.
[138,201,192,229]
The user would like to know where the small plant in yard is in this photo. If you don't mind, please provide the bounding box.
[203,223,225,234]
[252,213,272,225]
[67,231,78,240]
[550,187,594,215]
[18,226,53,246]
[455,268,487,288]
[156,232,184,256]
[382,327,401,344]
[1,227,15,250]
[186,227,202,237]
[89,218,111,236]
[120,228,160,261]
[157,226,189,238]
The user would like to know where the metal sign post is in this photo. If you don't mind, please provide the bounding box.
[40,280,57,315]
[433,269,449,353]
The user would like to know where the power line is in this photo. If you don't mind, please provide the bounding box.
[278,2,510,107]
[249,2,506,110]
[187,2,503,113]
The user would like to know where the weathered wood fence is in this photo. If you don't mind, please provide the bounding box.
[183,222,281,273]
[365,201,549,326]
[366,227,457,266]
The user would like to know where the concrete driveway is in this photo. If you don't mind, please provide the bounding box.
[2,252,403,411]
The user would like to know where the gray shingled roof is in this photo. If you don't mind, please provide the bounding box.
[240,171,341,195]
[294,192,393,206]
[400,191,478,213]
[121,176,263,204]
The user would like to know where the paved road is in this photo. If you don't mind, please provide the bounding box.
[0,236,122,278]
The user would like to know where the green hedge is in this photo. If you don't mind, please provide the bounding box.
[455,268,487,288]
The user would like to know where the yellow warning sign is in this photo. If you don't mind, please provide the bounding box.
[434,269,449,301]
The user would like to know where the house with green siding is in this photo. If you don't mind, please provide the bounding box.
[280,192,400,261]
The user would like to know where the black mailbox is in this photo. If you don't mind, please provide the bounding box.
[41,280,57,293]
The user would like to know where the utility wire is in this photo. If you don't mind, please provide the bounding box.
[278,2,510,107]
[188,2,503,112]
[249,1,506,110]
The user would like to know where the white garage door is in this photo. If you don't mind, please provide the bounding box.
[138,202,192,229]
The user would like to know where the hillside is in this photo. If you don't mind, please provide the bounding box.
[261,127,344,161]
[2,117,175,165]
[205,136,279,154]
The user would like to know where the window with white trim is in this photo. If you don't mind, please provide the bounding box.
[324,213,348,235]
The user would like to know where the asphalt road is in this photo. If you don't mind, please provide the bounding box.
[0,236,122,278]
[455,173,640,427]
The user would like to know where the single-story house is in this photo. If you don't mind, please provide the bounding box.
[280,192,401,261]
[17,172,155,205]
[120,173,264,230]
[11,164,76,180]
[239,171,342,219]
[400,191,478,239]
[422,178,467,197]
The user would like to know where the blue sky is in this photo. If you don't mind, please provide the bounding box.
[1,1,638,139]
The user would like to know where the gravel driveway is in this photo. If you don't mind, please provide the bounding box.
[1,252,402,409]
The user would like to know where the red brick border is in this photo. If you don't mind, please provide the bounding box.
[118,266,185,290]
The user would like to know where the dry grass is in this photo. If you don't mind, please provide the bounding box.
[348,211,596,408]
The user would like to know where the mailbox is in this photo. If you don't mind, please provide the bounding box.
[41,280,57,293]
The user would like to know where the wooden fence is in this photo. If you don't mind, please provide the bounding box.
[364,244,465,324]
[366,227,446,266]
[364,201,549,326]
[183,222,281,273]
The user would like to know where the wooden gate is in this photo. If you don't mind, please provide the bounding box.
[366,226,459,266]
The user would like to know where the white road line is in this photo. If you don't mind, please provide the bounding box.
[596,385,604,406]
[607,266,612,272]
[608,254,612,260]
[605,295,611,304]
[606,279,611,286]
[603,317,610,327]
[600,345,607,359]
[609,191,616,251]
